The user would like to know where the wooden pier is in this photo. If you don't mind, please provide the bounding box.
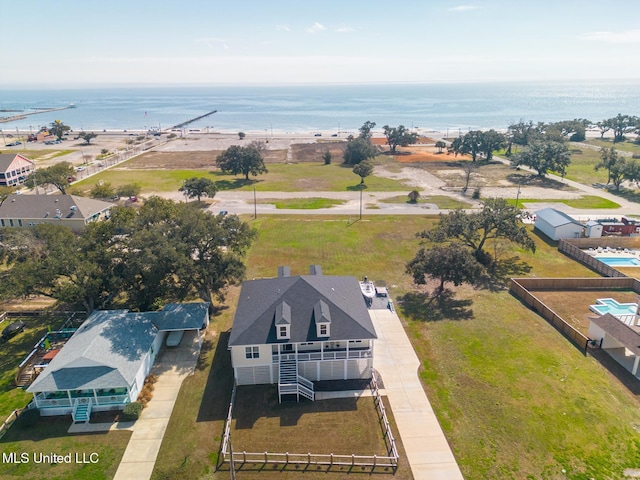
[171,110,217,129]
[0,105,73,124]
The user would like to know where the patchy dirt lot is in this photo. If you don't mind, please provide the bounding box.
[533,289,639,335]
[291,141,345,162]
[123,149,286,169]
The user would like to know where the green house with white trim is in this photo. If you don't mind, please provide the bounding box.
[27,303,208,422]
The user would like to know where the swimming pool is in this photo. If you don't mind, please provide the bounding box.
[590,298,638,318]
[595,255,640,267]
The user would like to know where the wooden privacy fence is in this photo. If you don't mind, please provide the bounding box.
[561,237,640,250]
[510,277,640,352]
[220,374,399,471]
[558,240,627,278]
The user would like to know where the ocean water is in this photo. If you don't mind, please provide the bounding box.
[0,81,639,134]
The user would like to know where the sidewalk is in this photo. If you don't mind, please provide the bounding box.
[369,309,464,480]
[113,331,200,480]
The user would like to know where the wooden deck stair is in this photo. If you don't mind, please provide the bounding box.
[278,359,314,402]
[72,400,92,423]
[15,372,33,388]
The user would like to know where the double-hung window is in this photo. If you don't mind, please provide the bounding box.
[245,346,260,359]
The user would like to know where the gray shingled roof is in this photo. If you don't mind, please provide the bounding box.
[27,310,157,392]
[535,208,582,228]
[592,313,640,356]
[228,274,377,346]
[0,194,112,220]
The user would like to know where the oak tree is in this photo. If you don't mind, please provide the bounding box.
[216,145,268,180]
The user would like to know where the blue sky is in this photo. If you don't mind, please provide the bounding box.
[2,0,640,86]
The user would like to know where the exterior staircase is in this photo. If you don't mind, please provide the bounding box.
[72,399,92,423]
[15,371,33,388]
[278,359,314,402]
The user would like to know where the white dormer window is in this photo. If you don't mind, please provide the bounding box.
[278,325,289,339]
[314,300,331,338]
[275,301,291,340]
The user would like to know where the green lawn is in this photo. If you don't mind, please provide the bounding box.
[507,195,621,209]
[0,316,71,420]
[0,416,131,480]
[71,169,217,195]
[72,159,407,195]
[585,138,640,155]
[231,216,640,479]
[257,197,346,209]
[1,149,75,161]
[7,215,640,480]
[561,146,609,185]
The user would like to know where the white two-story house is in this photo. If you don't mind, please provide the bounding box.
[228,265,377,402]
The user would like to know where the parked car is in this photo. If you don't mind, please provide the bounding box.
[2,320,26,340]
[76,166,85,172]
[166,330,184,347]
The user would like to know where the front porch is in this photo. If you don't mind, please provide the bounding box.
[32,388,130,412]
[271,340,373,363]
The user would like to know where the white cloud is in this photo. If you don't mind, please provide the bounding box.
[579,30,640,44]
[449,5,478,12]
[306,22,327,34]
[335,26,355,33]
[276,25,290,32]
[194,37,229,49]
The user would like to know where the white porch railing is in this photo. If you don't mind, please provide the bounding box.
[297,375,314,401]
[35,396,72,408]
[273,349,372,363]
[35,393,128,408]
[94,394,129,405]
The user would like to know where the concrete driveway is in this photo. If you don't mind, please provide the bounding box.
[369,309,464,480]
[113,330,201,480]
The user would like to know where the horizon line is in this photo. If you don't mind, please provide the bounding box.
[2,78,640,90]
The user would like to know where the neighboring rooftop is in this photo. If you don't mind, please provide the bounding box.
[592,313,640,356]
[28,310,157,392]
[0,153,33,171]
[27,302,209,392]
[0,193,112,220]
[535,207,582,227]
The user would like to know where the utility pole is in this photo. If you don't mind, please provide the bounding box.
[359,185,363,220]
[253,186,257,219]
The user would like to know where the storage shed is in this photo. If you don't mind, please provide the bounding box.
[534,208,583,241]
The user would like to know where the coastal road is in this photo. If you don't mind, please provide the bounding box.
[185,187,635,219]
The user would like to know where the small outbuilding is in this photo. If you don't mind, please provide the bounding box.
[585,220,603,238]
[534,208,583,241]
